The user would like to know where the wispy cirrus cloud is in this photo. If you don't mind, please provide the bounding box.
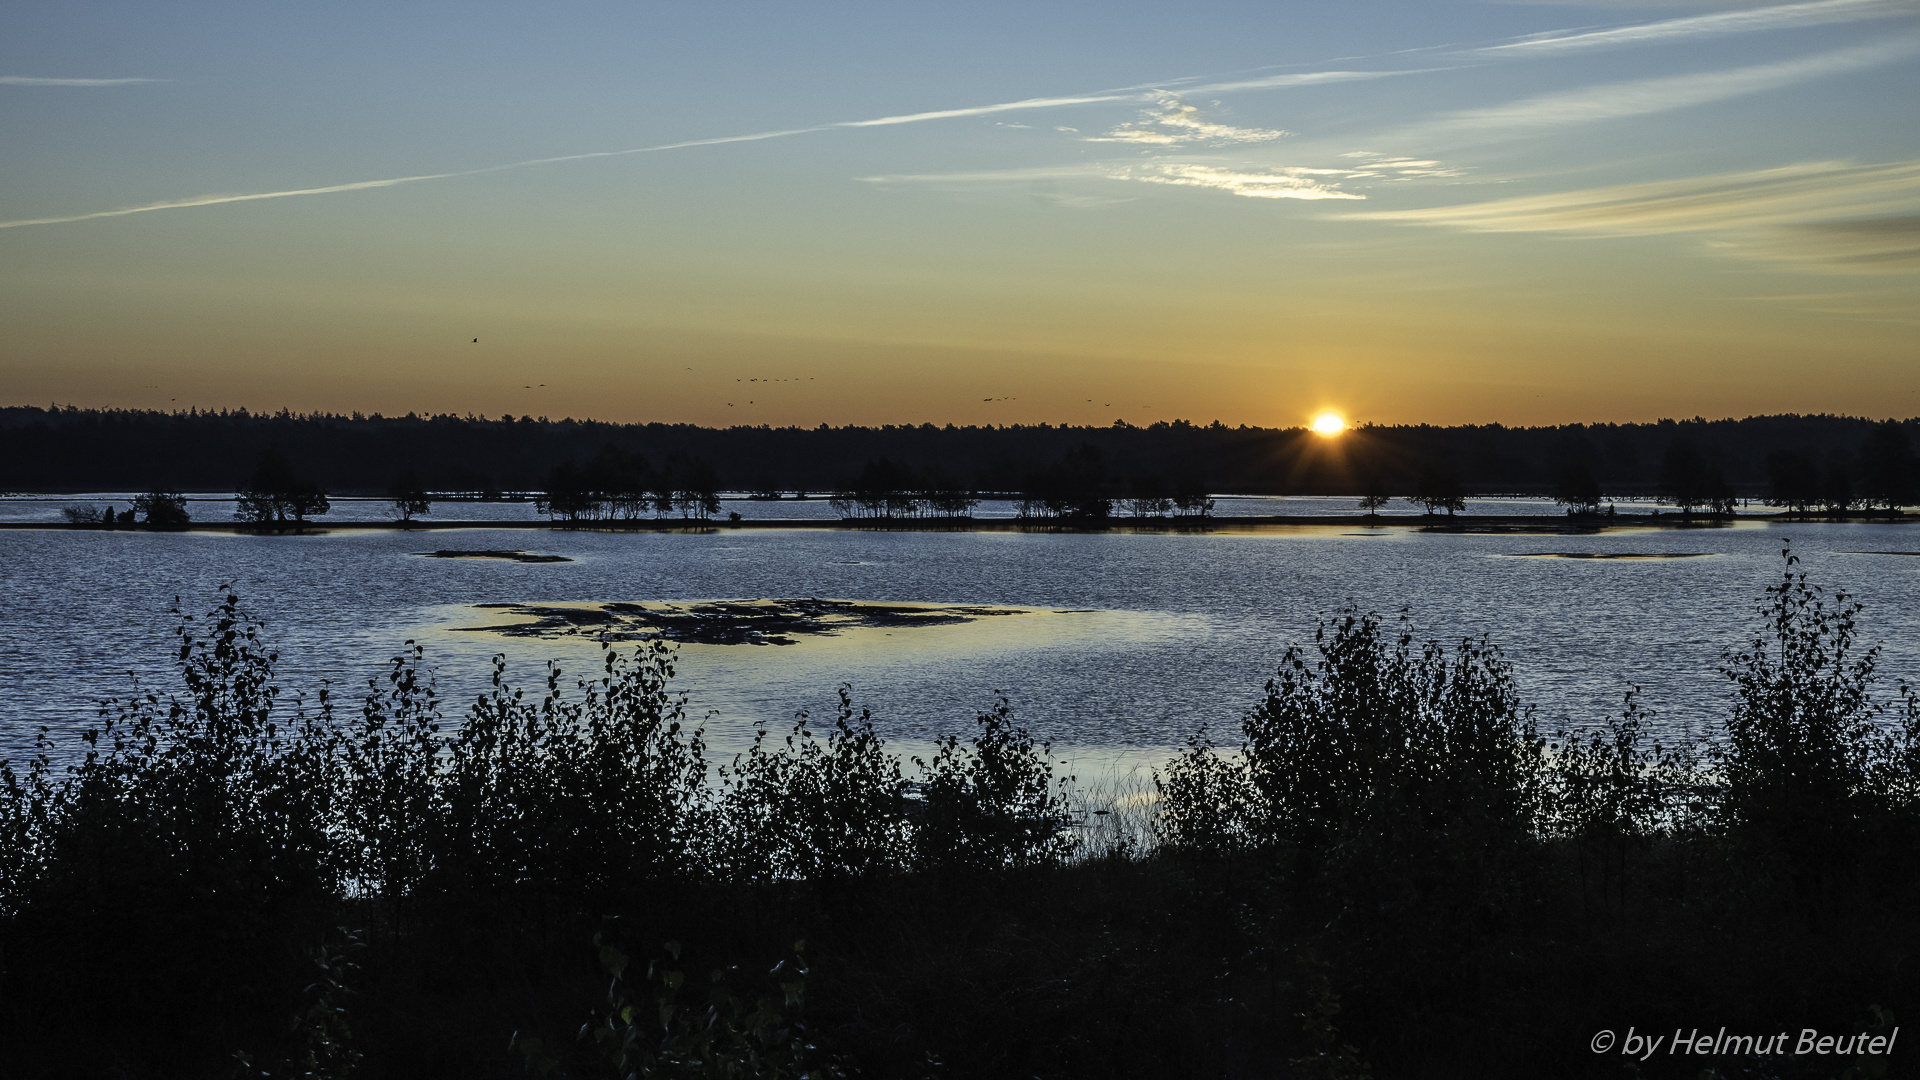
[856,161,1361,201]
[1338,152,1464,180]
[1337,159,1920,233]
[8,0,1905,233]
[1426,36,1919,136]
[1121,163,1365,200]
[1337,159,1920,271]
[863,154,1460,204]
[1474,0,1920,56]
[0,75,161,86]
[1085,98,1289,146]
[1751,214,1920,270]
[1173,68,1427,95]
[0,64,1411,231]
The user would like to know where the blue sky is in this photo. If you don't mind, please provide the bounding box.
[4,0,1917,426]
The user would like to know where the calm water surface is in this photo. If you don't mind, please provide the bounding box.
[4,520,1917,776]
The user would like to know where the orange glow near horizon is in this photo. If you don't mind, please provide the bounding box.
[1310,412,1347,437]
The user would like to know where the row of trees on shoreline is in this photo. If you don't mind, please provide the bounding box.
[41,417,1918,529]
[1544,420,1917,517]
[8,406,1917,505]
[535,445,724,524]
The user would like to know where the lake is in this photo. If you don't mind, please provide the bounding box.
[4,509,1917,780]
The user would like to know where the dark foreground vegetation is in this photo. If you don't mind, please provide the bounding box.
[5,406,1917,509]
[4,547,1919,1078]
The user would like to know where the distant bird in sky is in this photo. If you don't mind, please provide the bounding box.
[472,338,478,343]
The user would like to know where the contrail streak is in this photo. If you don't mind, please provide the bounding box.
[1475,0,1920,56]
[0,76,161,86]
[0,72,1404,231]
[0,127,831,230]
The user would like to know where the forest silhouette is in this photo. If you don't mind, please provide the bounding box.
[4,408,1915,512]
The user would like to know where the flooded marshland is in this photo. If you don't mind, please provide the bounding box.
[5,515,1918,774]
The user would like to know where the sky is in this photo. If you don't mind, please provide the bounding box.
[2,0,1917,428]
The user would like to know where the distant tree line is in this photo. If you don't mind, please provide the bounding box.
[1536,421,1919,518]
[827,458,978,521]
[534,445,725,524]
[3,406,1915,509]
[827,447,1217,523]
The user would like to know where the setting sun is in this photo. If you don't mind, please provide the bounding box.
[1310,412,1347,436]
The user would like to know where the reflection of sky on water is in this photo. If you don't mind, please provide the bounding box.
[4,523,1918,783]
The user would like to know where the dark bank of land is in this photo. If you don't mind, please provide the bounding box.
[4,407,1917,511]
[5,511,1914,538]
[3,548,1919,1079]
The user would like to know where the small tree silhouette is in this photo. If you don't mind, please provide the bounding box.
[133,490,191,528]
[388,472,430,525]
[1550,460,1602,516]
[536,459,599,525]
[1356,473,1391,517]
[1413,461,1465,516]
[235,448,329,530]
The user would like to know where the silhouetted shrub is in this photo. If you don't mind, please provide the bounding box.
[1161,611,1543,856]
[914,697,1075,873]
[133,488,192,527]
[712,689,911,884]
[434,641,709,896]
[1714,544,1920,904]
